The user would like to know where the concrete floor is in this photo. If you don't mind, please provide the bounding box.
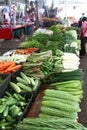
[79,56,87,127]
[0,39,87,127]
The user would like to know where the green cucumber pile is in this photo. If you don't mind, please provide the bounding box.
[17,117,87,130]
[39,89,80,121]
[0,92,26,130]
[10,72,41,93]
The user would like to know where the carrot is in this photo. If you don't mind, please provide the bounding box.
[0,61,15,71]
[5,64,22,73]
[4,62,16,73]
[0,61,16,74]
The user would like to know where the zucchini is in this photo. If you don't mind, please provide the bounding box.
[10,82,21,93]
[17,83,32,92]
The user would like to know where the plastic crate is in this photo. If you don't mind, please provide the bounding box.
[11,67,22,81]
[0,74,11,97]
[18,93,33,122]
[14,93,33,130]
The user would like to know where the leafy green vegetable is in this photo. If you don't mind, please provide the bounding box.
[19,39,43,49]
[27,33,50,45]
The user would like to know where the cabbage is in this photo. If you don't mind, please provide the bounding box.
[67,30,77,39]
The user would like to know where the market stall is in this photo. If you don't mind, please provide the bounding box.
[0,24,86,130]
[0,1,35,39]
[0,22,34,39]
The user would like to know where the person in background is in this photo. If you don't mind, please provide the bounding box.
[78,13,85,28]
[80,17,87,56]
[38,7,44,27]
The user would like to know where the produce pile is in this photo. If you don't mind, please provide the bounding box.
[17,117,87,130]
[0,71,42,130]
[19,25,80,55]
[0,25,86,130]
[0,61,22,74]
[0,92,27,129]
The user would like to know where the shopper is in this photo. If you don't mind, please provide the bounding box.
[78,13,85,28]
[80,17,87,56]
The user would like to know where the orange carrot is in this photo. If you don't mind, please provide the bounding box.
[5,64,22,73]
[0,61,15,71]
[0,61,17,74]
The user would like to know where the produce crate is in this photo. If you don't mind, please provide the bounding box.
[18,93,33,122]
[11,67,22,81]
[13,93,33,130]
[0,82,34,130]
[0,74,11,97]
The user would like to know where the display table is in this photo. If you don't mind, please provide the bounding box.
[0,22,34,40]
[0,28,12,39]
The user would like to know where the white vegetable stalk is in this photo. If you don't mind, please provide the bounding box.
[62,52,80,71]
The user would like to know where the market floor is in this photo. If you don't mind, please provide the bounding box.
[79,56,87,127]
[0,39,87,127]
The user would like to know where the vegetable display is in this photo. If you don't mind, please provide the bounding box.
[50,80,83,100]
[62,52,80,71]
[15,48,39,55]
[0,91,27,130]
[10,72,41,93]
[0,61,22,74]
[17,117,87,130]
[0,25,85,130]
[44,69,83,84]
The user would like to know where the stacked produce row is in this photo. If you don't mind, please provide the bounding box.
[0,25,86,130]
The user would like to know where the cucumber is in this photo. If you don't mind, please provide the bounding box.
[0,104,6,113]
[17,83,32,92]
[17,94,25,101]
[44,89,79,102]
[20,72,31,84]
[42,100,80,112]
[29,77,35,86]
[16,77,28,85]
[10,82,21,93]
[40,106,78,120]
[33,79,40,91]
[6,115,15,122]
[3,106,9,117]
[5,92,12,97]
[13,93,20,101]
